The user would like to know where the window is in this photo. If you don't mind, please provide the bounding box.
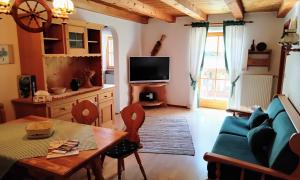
[199,32,230,109]
[106,36,114,69]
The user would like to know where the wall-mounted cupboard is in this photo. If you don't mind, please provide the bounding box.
[17,19,103,90]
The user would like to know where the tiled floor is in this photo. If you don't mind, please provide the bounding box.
[74,107,229,180]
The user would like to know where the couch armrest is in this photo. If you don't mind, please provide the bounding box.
[226,107,252,117]
[203,152,298,180]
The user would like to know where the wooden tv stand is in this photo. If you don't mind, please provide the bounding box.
[130,83,167,107]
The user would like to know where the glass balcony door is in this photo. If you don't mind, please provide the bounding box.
[199,32,230,109]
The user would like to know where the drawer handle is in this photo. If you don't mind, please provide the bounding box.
[60,107,66,111]
[104,95,108,98]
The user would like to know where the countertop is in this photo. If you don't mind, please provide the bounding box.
[12,84,115,104]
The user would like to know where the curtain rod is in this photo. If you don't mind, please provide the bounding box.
[184,21,253,27]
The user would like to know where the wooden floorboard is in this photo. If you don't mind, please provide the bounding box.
[72,107,228,180]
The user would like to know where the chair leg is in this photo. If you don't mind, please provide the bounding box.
[100,154,106,168]
[134,151,147,180]
[118,158,122,180]
[121,158,125,171]
[86,168,91,180]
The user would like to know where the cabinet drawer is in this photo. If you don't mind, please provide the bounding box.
[78,95,98,104]
[50,102,74,117]
[99,92,113,101]
[54,113,73,122]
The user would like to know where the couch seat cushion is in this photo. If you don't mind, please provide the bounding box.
[219,116,249,137]
[212,133,261,165]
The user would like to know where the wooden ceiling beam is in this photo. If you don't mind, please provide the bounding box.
[224,0,244,20]
[92,0,176,23]
[72,0,149,24]
[278,0,298,18]
[159,0,207,21]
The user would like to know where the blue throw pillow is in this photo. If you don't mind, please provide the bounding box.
[248,107,269,129]
[247,119,275,166]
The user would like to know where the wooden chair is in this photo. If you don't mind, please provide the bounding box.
[101,103,147,180]
[71,100,100,180]
[0,103,6,123]
[71,100,100,126]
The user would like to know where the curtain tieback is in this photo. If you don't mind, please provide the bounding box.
[231,75,241,97]
[190,73,197,90]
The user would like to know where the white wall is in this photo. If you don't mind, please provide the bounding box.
[142,12,284,107]
[283,1,300,112]
[70,8,143,112]
[0,16,21,120]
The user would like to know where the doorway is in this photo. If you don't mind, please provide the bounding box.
[102,27,115,84]
[198,30,230,109]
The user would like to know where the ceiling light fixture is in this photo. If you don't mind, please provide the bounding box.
[52,0,74,19]
[0,0,11,14]
[279,18,300,55]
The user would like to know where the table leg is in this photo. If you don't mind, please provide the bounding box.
[91,156,104,180]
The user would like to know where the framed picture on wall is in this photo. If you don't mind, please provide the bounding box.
[0,44,14,65]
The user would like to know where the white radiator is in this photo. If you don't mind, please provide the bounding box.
[240,74,273,109]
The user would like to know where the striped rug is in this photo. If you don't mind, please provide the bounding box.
[139,117,195,156]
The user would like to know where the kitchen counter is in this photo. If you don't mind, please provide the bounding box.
[12,84,114,104]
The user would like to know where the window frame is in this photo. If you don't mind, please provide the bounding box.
[106,36,114,69]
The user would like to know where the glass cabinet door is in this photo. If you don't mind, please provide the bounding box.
[69,32,84,48]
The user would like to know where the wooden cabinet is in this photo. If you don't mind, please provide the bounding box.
[247,50,272,71]
[12,85,115,126]
[99,87,115,123]
[17,19,103,91]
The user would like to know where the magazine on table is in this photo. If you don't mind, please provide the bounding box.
[47,139,80,159]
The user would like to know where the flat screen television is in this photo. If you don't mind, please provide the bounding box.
[129,56,170,83]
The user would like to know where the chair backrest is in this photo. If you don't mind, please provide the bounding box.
[0,103,6,123]
[121,103,145,144]
[71,100,99,126]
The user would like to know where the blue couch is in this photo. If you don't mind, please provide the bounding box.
[204,96,300,180]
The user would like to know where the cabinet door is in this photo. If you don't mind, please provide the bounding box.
[99,100,115,124]
[66,25,88,55]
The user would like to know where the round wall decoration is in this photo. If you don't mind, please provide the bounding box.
[11,0,52,33]
[256,42,267,51]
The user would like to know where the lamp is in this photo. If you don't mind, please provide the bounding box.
[279,18,300,54]
[0,0,11,14]
[52,0,74,19]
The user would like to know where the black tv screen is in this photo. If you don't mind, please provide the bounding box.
[129,57,170,83]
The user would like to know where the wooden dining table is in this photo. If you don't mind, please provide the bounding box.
[4,115,128,180]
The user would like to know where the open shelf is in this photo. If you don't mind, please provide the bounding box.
[140,101,165,107]
[44,37,60,41]
[43,23,65,54]
[247,49,272,71]
[88,40,99,44]
[88,28,101,54]
[131,83,167,107]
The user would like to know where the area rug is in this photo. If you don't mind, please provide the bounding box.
[138,117,195,156]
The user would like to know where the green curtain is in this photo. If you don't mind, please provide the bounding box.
[223,20,246,72]
[190,22,209,90]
